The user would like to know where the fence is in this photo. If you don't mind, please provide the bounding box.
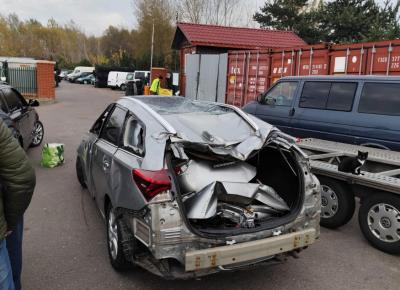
[6,67,37,97]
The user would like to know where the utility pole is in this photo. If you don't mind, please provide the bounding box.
[150,18,155,82]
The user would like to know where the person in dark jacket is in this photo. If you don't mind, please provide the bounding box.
[0,119,35,289]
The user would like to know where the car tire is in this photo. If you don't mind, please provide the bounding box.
[120,84,126,91]
[358,193,400,255]
[30,121,44,147]
[76,157,87,188]
[318,176,356,229]
[83,80,88,84]
[106,203,131,271]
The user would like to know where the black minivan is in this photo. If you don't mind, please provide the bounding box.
[0,84,44,150]
[243,76,400,151]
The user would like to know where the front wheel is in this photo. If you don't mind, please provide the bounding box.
[106,203,131,271]
[120,84,126,91]
[83,80,88,84]
[30,121,44,147]
[318,176,355,229]
[358,193,400,255]
[75,157,87,188]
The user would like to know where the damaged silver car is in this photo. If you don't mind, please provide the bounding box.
[76,96,321,278]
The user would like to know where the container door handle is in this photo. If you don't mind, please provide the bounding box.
[289,108,295,116]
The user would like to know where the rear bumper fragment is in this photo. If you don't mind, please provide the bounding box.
[185,228,316,271]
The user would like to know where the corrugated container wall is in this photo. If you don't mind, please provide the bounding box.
[226,40,400,106]
[226,51,270,107]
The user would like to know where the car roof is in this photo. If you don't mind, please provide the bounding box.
[280,75,400,81]
[118,96,261,137]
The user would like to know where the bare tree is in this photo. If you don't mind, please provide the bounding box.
[176,0,253,26]
[176,0,207,23]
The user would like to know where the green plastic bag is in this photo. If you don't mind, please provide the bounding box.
[41,143,65,168]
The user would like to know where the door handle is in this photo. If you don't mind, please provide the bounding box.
[102,157,110,171]
[289,108,295,116]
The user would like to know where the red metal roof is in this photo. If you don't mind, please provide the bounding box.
[172,22,306,50]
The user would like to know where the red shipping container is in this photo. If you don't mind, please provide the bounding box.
[270,48,296,83]
[365,40,400,75]
[226,51,271,107]
[295,44,330,76]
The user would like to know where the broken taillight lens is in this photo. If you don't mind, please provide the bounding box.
[132,169,171,201]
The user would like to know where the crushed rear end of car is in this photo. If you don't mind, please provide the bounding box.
[117,97,321,278]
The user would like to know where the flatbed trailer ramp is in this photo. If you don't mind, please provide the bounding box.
[297,138,400,255]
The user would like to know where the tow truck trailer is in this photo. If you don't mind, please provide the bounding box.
[297,138,400,255]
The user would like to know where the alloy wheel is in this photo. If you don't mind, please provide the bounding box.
[108,210,119,260]
[367,203,400,243]
[32,122,44,146]
[321,185,339,218]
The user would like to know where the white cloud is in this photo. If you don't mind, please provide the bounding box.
[0,0,134,36]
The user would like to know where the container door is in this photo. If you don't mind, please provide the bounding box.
[185,54,200,100]
[291,81,357,143]
[255,81,299,134]
[197,54,223,102]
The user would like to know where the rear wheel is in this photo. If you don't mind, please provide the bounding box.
[30,121,44,147]
[318,177,355,229]
[106,203,131,271]
[358,193,400,254]
[83,80,88,84]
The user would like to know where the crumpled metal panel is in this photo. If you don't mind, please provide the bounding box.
[177,159,256,193]
[185,181,289,219]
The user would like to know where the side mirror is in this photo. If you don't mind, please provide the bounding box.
[256,93,264,103]
[265,97,276,106]
[28,99,40,107]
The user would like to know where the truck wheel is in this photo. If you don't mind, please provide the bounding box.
[358,193,400,255]
[75,157,87,188]
[106,203,131,271]
[318,177,355,229]
[120,84,126,91]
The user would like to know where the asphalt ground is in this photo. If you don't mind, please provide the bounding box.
[22,82,400,290]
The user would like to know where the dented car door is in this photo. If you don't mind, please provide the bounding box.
[91,106,127,214]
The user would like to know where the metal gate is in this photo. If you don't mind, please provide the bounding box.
[7,67,37,96]
[185,54,227,103]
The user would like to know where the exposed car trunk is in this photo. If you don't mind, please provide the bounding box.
[170,142,304,237]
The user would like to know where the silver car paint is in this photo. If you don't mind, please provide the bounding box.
[77,96,321,277]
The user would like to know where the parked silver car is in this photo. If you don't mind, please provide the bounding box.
[76,96,321,278]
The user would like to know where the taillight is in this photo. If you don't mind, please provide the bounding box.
[132,169,171,201]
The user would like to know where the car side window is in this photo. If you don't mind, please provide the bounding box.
[4,89,24,112]
[90,104,114,135]
[100,106,127,145]
[264,81,298,106]
[326,82,357,111]
[359,82,400,116]
[122,115,145,156]
[299,82,331,109]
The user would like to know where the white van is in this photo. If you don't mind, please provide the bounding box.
[67,66,94,81]
[107,71,133,90]
[126,71,150,83]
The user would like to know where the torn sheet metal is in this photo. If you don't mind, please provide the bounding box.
[185,181,289,219]
[177,160,256,193]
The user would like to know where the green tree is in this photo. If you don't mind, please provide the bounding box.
[254,0,325,44]
[134,0,176,69]
[320,0,382,43]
